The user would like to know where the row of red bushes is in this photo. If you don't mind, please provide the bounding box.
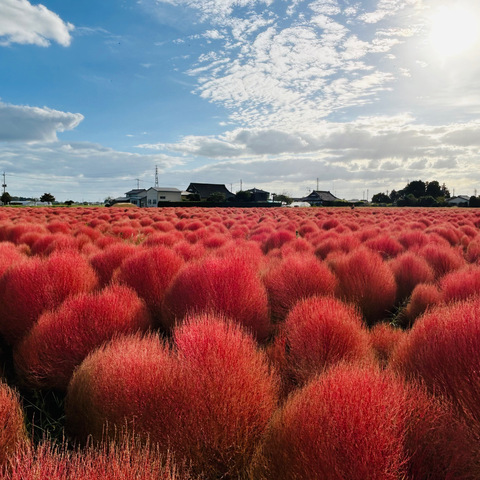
[0,206,479,478]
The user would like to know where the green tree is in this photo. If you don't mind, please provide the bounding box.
[1,192,11,205]
[425,181,442,198]
[273,193,293,205]
[40,193,55,203]
[207,192,226,202]
[235,190,252,202]
[371,193,390,204]
[418,196,437,207]
[402,180,426,199]
[64,200,74,206]
[469,196,480,207]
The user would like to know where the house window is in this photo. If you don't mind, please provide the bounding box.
[160,196,166,199]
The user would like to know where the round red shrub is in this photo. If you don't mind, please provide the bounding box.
[0,252,99,344]
[389,251,435,302]
[113,246,184,327]
[440,266,480,303]
[0,381,27,467]
[14,285,152,390]
[162,255,271,341]
[171,314,279,477]
[66,315,278,478]
[263,254,337,323]
[0,242,25,277]
[253,364,410,480]
[89,243,138,286]
[419,244,465,277]
[272,296,373,393]
[365,234,404,259]
[403,283,441,327]
[393,297,480,434]
[332,248,397,326]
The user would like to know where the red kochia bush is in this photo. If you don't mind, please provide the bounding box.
[0,381,26,467]
[89,242,138,287]
[271,296,373,393]
[403,283,441,327]
[66,315,278,478]
[332,248,397,326]
[0,242,25,277]
[369,323,406,367]
[419,243,465,277]
[162,256,271,341]
[440,266,480,303]
[172,315,279,477]
[389,251,435,302]
[393,298,480,435]
[262,254,337,323]
[14,285,152,390]
[0,252,98,344]
[113,246,184,327]
[253,364,409,480]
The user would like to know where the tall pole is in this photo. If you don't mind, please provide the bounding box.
[316,177,319,191]
[240,179,242,191]
[155,165,159,187]
[2,172,6,194]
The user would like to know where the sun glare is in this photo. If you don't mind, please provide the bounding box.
[430,5,479,57]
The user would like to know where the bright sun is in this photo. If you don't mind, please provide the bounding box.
[430,5,479,57]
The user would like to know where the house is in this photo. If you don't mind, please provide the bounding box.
[146,187,182,206]
[446,195,470,207]
[186,183,235,201]
[246,188,270,202]
[301,190,339,206]
[125,189,147,207]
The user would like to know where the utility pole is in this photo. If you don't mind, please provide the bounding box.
[316,177,319,191]
[2,172,6,195]
[136,179,140,189]
[240,179,243,191]
[155,165,159,187]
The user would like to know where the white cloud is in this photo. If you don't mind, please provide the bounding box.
[0,0,74,47]
[0,102,84,142]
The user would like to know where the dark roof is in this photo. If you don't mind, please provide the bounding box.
[246,188,270,194]
[125,189,147,196]
[186,183,235,198]
[147,187,181,192]
[302,190,338,202]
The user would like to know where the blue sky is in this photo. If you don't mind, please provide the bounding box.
[1,0,480,202]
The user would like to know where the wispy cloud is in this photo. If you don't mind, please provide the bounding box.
[0,0,74,47]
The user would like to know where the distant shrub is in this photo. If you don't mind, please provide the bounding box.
[162,256,271,341]
[263,254,337,323]
[14,285,152,390]
[113,246,184,327]
[0,252,98,344]
[262,230,296,253]
[365,234,404,259]
[271,296,373,393]
[332,248,397,326]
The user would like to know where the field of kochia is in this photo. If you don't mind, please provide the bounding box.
[0,205,480,479]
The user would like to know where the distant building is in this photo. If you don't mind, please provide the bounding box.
[246,188,270,202]
[301,190,339,206]
[186,183,235,201]
[146,187,182,206]
[446,195,470,206]
[125,189,147,207]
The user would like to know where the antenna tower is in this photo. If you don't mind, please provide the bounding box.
[155,165,159,187]
[2,172,6,195]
